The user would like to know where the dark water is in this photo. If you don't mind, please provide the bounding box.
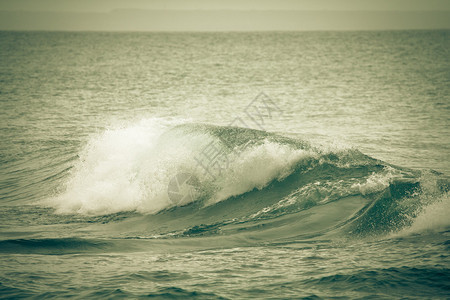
[0,31,449,299]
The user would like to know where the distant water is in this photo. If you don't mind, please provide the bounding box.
[0,31,449,299]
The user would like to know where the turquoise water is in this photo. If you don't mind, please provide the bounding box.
[0,31,449,299]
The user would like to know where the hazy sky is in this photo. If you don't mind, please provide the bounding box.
[1,0,449,31]
[1,0,450,12]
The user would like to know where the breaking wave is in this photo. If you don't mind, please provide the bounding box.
[44,119,449,239]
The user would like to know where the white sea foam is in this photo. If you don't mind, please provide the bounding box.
[351,167,397,196]
[48,118,187,214]
[407,194,450,233]
[390,171,450,237]
[208,141,316,205]
[390,191,450,237]
[48,119,316,215]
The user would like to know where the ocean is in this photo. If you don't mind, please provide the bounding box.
[0,30,449,299]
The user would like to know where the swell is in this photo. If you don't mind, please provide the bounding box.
[32,120,449,240]
[0,284,227,300]
[303,267,450,298]
[0,238,111,255]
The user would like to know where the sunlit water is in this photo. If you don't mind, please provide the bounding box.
[1,31,449,299]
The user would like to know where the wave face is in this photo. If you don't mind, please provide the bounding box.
[46,121,449,240]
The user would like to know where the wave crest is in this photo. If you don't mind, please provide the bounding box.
[48,120,318,215]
